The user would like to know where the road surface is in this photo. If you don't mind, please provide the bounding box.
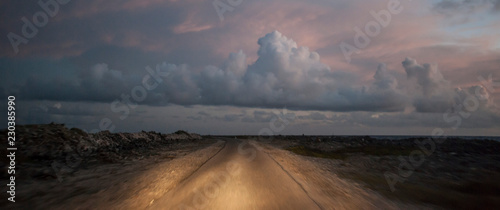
[149,139,322,210]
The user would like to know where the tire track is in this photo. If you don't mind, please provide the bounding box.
[251,141,324,210]
[176,140,227,185]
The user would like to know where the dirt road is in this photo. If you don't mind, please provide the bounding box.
[150,139,321,209]
[3,138,424,209]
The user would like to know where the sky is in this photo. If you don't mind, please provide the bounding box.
[0,0,499,135]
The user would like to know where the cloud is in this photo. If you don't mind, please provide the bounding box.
[434,0,500,13]
[403,57,450,97]
[308,112,328,121]
[159,31,408,111]
[5,31,499,115]
[401,57,496,113]
[403,57,462,113]
[18,63,128,102]
[432,0,500,24]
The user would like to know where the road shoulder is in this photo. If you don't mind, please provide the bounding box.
[250,140,431,210]
[3,140,226,209]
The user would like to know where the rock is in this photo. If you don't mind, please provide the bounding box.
[0,124,204,180]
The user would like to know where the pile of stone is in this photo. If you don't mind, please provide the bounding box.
[0,123,202,179]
